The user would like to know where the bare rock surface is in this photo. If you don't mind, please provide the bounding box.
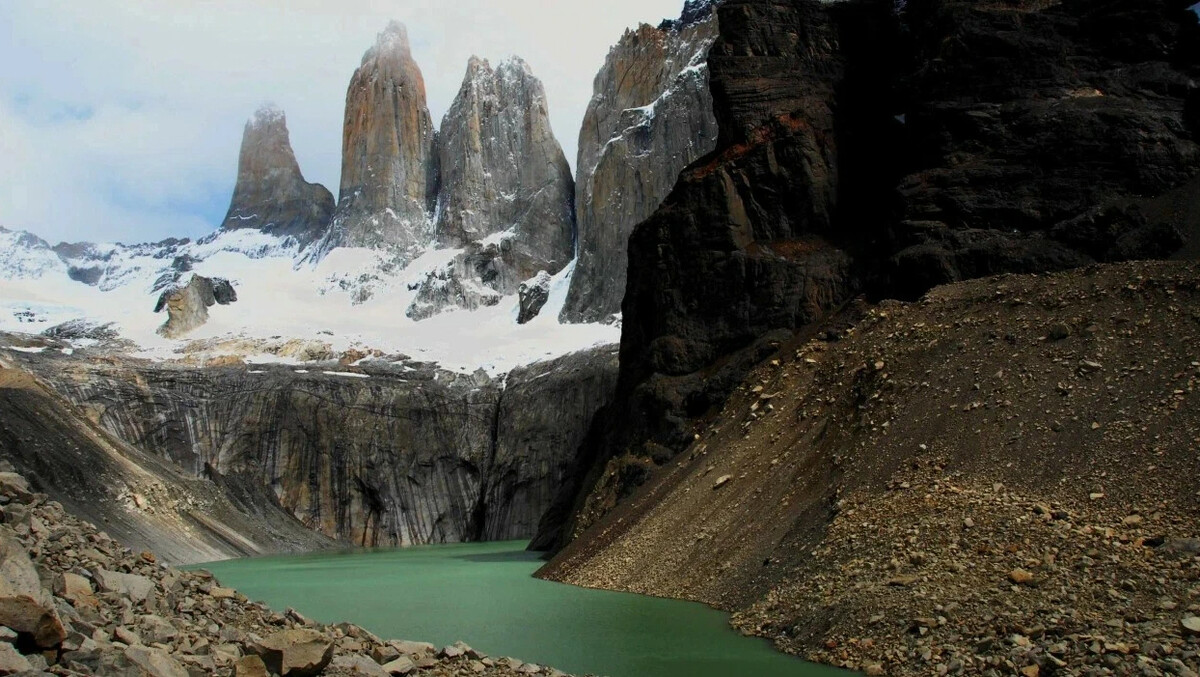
[319,21,439,256]
[154,275,237,339]
[220,105,335,245]
[559,10,719,323]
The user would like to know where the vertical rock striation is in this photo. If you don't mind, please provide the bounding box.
[219,106,335,245]
[559,8,720,323]
[20,345,618,547]
[318,21,439,257]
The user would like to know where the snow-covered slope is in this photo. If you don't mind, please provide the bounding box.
[0,225,617,374]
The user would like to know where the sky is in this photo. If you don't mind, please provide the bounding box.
[0,0,686,245]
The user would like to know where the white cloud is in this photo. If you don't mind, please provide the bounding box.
[0,0,688,244]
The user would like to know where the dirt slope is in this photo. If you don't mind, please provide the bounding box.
[539,260,1200,675]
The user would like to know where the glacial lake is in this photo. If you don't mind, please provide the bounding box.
[199,541,845,677]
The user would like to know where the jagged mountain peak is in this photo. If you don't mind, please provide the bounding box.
[365,20,414,64]
[249,103,285,127]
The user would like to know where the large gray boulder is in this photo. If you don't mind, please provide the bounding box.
[220,105,335,246]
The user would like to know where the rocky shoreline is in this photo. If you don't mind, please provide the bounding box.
[0,468,579,676]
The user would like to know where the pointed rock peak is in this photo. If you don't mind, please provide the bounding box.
[496,55,534,79]
[466,54,491,74]
[365,20,413,63]
[249,103,285,128]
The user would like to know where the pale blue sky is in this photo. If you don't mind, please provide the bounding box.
[0,1,687,245]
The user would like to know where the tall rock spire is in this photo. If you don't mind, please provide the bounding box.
[323,21,439,255]
[406,56,575,319]
[558,11,720,323]
[220,105,334,244]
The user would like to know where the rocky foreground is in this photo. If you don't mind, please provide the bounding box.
[0,469,577,676]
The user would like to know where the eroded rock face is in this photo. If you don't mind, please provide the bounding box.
[407,57,574,319]
[220,106,335,245]
[24,345,618,547]
[559,12,720,323]
[154,275,237,338]
[517,271,552,324]
[436,56,574,270]
[319,21,439,256]
[537,0,1200,552]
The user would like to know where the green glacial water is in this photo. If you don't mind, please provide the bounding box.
[200,541,846,677]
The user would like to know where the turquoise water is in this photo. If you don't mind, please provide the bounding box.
[198,541,845,677]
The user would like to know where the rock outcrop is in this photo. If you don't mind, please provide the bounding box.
[15,345,618,547]
[154,275,237,338]
[318,21,439,256]
[536,0,1200,551]
[435,56,574,271]
[517,271,552,324]
[407,57,574,319]
[559,10,720,323]
[219,105,335,245]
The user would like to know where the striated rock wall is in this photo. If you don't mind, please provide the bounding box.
[559,13,720,323]
[0,359,332,565]
[219,105,335,245]
[320,22,440,256]
[20,346,617,547]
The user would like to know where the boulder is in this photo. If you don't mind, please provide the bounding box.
[381,655,416,675]
[94,569,155,604]
[0,527,65,648]
[0,642,31,674]
[331,653,389,676]
[123,645,189,677]
[255,628,334,676]
[234,654,270,677]
[154,275,237,339]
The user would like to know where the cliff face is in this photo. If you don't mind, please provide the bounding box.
[435,56,574,271]
[19,346,617,547]
[0,357,332,565]
[559,15,720,323]
[322,22,440,255]
[536,0,1200,551]
[219,106,335,245]
[407,57,575,319]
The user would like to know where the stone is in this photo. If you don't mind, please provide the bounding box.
[234,655,270,677]
[1021,666,1040,677]
[561,11,719,323]
[440,644,464,658]
[55,571,93,603]
[123,645,189,677]
[219,105,334,245]
[713,475,732,489]
[381,655,416,675]
[331,653,389,676]
[153,275,237,338]
[139,615,178,644]
[0,527,65,648]
[0,475,32,502]
[115,626,141,646]
[517,272,553,325]
[0,642,31,674]
[209,586,236,599]
[1182,616,1200,636]
[388,639,435,657]
[865,664,885,676]
[1009,569,1035,585]
[94,569,155,604]
[255,628,334,676]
